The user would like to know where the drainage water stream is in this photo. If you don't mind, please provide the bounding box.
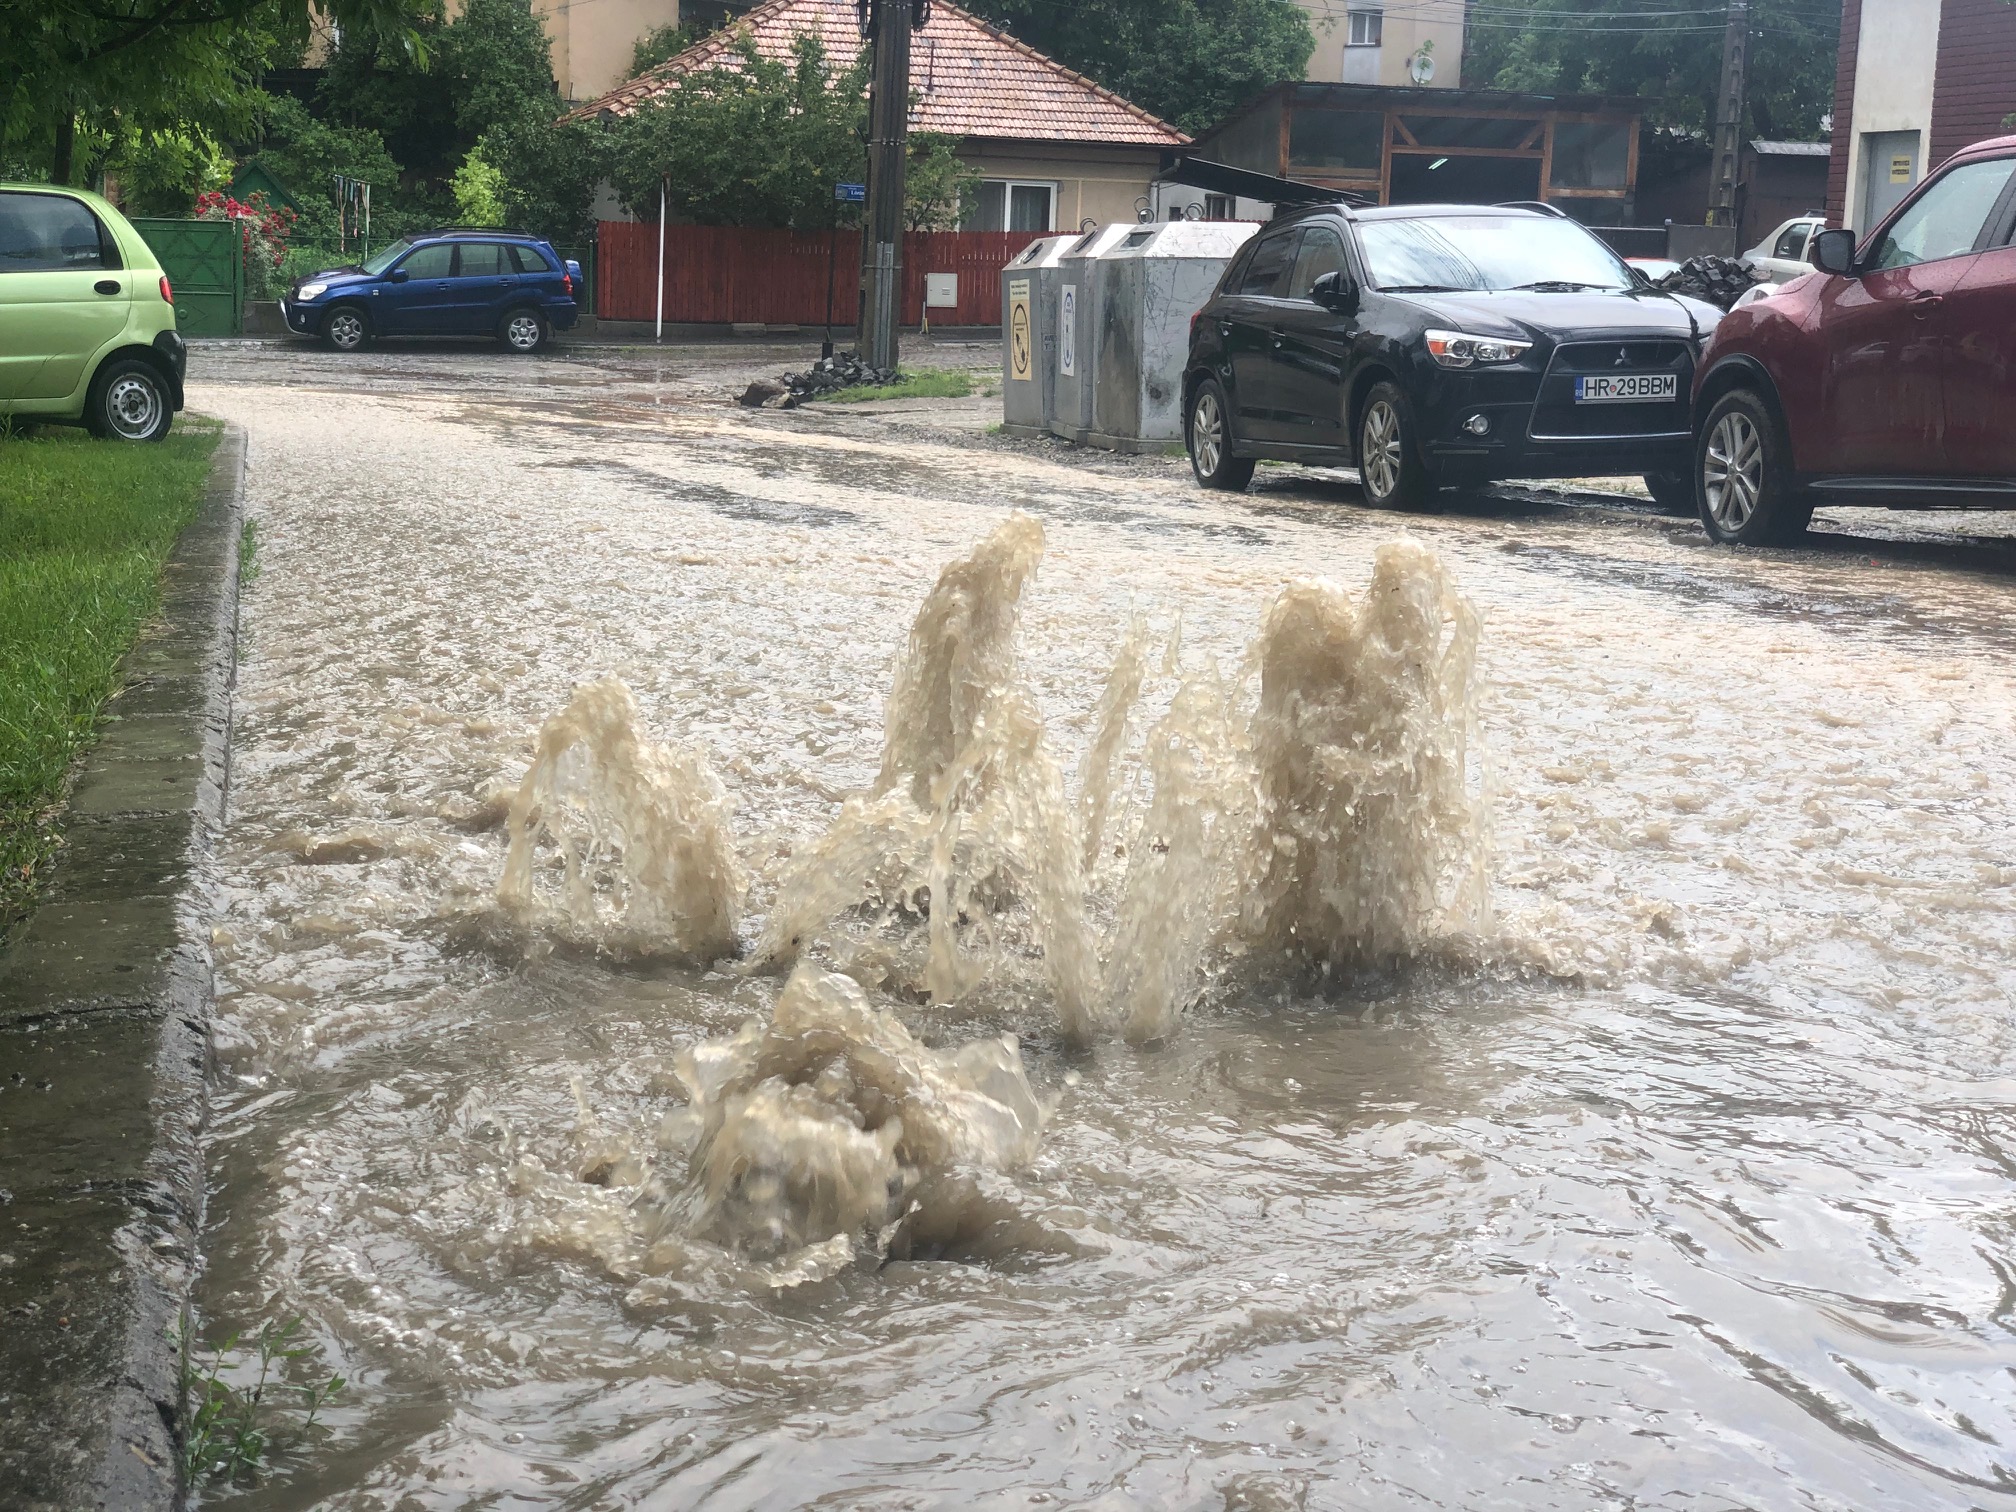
[189,355,2016,1510]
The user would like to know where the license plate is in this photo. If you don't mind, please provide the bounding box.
[1575,373,1677,403]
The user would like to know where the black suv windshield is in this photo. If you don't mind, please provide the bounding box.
[360,238,414,275]
[1359,215,1632,293]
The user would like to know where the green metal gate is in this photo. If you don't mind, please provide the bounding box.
[130,218,243,337]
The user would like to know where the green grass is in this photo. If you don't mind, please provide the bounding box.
[821,370,977,404]
[0,421,220,939]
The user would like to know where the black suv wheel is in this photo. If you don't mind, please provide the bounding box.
[1357,381,1435,510]
[1697,389,1813,545]
[1188,378,1254,491]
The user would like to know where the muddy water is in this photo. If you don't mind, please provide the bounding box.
[187,347,2016,1510]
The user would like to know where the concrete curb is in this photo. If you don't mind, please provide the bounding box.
[0,424,245,1510]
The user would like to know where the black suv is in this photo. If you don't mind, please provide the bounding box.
[1183,202,1722,508]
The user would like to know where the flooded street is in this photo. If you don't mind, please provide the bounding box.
[186,340,2016,1511]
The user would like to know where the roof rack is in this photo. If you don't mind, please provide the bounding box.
[1495,201,1567,218]
[420,226,542,238]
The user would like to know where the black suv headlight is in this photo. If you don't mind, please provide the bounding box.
[1425,329,1532,368]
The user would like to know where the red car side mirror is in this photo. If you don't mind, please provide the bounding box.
[1810,228,1856,275]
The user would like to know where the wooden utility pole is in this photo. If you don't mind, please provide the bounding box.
[860,0,921,369]
[1708,0,1750,229]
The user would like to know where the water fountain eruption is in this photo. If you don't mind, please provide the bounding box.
[497,513,1487,1274]
[498,677,742,961]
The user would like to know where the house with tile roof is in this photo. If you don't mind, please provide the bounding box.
[570,0,1189,232]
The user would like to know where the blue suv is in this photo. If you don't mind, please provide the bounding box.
[281,228,581,353]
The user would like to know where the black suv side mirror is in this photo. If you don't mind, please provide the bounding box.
[388,268,410,283]
[1311,269,1360,314]
[1810,228,1856,276]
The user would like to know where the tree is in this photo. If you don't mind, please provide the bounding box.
[904,132,978,230]
[248,93,404,248]
[479,106,610,243]
[607,32,871,228]
[315,0,558,183]
[451,146,507,224]
[629,19,721,79]
[1464,0,1842,141]
[963,0,1314,135]
[0,0,432,182]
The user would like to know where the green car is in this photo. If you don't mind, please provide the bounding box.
[0,184,186,441]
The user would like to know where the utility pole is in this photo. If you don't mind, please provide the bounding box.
[859,0,923,369]
[1708,0,1750,229]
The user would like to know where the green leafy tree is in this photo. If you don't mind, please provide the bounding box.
[0,0,431,183]
[1464,0,1842,140]
[904,132,979,230]
[964,0,1314,135]
[451,146,507,224]
[479,107,611,243]
[608,32,871,228]
[315,0,558,181]
[102,126,234,215]
[248,93,405,251]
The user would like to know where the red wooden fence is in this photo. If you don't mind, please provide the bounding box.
[596,224,1041,327]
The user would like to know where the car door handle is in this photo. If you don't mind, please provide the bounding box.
[94,279,120,295]
[1912,291,1943,318]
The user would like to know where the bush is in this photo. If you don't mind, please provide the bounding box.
[195,189,296,300]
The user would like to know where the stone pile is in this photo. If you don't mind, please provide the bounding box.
[1651,255,1765,310]
[737,351,899,409]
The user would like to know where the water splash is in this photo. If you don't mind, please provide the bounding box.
[1239,540,1489,969]
[498,678,743,961]
[644,964,1047,1272]
[502,528,1488,1045]
[755,512,1102,1039]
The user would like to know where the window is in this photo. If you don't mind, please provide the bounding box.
[0,192,118,272]
[1772,223,1812,260]
[508,244,554,274]
[1347,9,1383,46]
[454,242,510,277]
[1289,227,1348,300]
[1357,214,1631,292]
[1236,228,1301,297]
[1204,194,1234,221]
[962,180,1056,233]
[1548,121,1632,191]
[398,243,454,279]
[1868,157,2016,269]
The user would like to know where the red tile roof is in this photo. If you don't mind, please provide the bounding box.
[568,0,1187,147]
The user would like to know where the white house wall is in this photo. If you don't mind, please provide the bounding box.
[1843,0,1943,230]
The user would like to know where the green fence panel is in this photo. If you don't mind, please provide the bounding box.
[130,218,243,337]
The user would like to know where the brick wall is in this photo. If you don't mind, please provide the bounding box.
[1929,0,2016,168]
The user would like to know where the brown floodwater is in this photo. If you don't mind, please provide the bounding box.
[184,343,2016,1511]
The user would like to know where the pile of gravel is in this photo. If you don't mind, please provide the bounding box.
[1651,255,1765,310]
[738,351,899,409]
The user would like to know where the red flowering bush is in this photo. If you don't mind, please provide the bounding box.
[195,190,298,299]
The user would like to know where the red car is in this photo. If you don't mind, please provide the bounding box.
[1691,134,2016,543]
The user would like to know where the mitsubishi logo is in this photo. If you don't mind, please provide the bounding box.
[1614,346,1631,366]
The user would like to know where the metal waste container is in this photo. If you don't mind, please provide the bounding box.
[1049,224,1136,445]
[1088,221,1258,453]
[999,233,1075,438]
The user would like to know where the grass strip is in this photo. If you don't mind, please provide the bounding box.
[821,370,977,404]
[0,420,221,940]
